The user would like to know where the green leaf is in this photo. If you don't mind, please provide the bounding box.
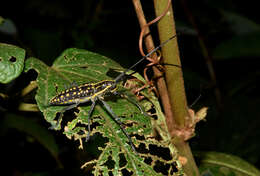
[213,31,260,59]
[221,10,260,35]
[24,48,125,127]
[2,113,60,166]
[0,16,4,25]
[0,18,17,35]
[0,43,25,83]
[197,151,260,176]
[213,11,260,60]
[225,71,260,96]
[24,48,182,175]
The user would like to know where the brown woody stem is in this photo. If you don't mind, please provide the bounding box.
[132,0,200,175]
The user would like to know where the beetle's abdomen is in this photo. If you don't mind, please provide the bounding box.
[50,84,95,105]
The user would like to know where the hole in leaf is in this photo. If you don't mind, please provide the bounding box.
[148,108,158,120]
[136,143,149,154]
[80,66,88,69]
[121,168,133,176]
[108,171,113,176]
[103,156,115,170]
[133,134,145,140]
[152,129,163,141]
[9,56,16,62]
[77,130,85,135]
[170,162,179,175]
[154,160,170,175]
[144,157,152,165]
[84,132,108,153]
[91,121,101,129]
[149,144,172,161]
[119,153,127,167]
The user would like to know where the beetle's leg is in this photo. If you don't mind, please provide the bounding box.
[64,81,78,90]
[85,100,97,142]
[113,91,149,116]
[64,84,69,90]
[71,81,78,87]
[49,102,80,130]
[99,98,137,153]
[55,84,59,94]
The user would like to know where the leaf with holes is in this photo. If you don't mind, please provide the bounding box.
[124,77,184,176]
[24,48,182,175]
[0,43,25,84]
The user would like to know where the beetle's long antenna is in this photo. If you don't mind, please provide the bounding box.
[114,34,177,83]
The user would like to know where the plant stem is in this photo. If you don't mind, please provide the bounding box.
[18,103,39,112]
[132,0,200,175]
[132,0,176,144]
[21,81,37,97]
[153,0,200,175]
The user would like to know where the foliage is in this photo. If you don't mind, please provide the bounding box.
[0,43,25,83]
[1,47,183,175]
[198,152,260,176]
[1,0,260,175]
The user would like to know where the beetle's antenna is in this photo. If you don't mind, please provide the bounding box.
[114,34,177,83]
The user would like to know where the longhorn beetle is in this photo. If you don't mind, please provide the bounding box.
[49,35,177,152]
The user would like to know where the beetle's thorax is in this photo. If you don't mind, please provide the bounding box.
[94,80,117,95]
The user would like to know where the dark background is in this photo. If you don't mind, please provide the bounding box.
[1,0,260,175]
